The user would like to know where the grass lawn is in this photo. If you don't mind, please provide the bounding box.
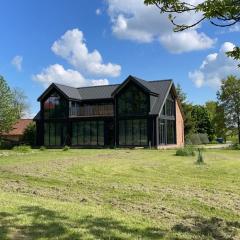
[0,148,239,239]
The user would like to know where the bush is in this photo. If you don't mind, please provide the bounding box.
[190,134,202,145]
[176,146,195,156]
[39,146,46,151]
[21,123,36,146]
[63,145,70,151]
[199,133,209,144]
[196,148,204,164]
[13,145,31,153]
[0,139,14,149]
[185,137,193,145]
[229,143,240,150]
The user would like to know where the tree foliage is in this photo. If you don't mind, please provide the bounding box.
[0,76,18,137]
[12,88,29,118]
[205,101,227,140]
[144,0,240,62]
[191,105,214,141]
[21,122,36,146]
[217,75,240,143]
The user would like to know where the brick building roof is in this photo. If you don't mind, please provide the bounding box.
[2,119,33,136]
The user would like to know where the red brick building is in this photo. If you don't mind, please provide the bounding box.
[1,119,33,143]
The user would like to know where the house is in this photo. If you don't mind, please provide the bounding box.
[1,119,33,143]
[34,75,184,148]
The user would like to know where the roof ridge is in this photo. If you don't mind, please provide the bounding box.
[148,79,172,82]
[77,83,120,89]
[54,83,77,88]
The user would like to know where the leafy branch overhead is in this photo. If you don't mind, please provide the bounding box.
[144,0,240,62]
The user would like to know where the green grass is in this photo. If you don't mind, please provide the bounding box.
[0,149,239,239]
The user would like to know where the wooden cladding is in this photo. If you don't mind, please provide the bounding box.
[69,103,114,117]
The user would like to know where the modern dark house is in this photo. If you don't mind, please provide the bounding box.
[34,75,184,148]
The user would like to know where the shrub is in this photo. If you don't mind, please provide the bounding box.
[229,143,240,150]
[199,133,209,144]
[63,145,70,151]
[21,123,36,146]
[13,145,31,153]
[176,146,195,156]
[39,146,46,151]
[0,139,14,149]
[185,137,193,145]
[196,148,204,164]
[190,134,202,145]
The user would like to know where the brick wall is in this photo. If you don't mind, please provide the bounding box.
[176,100,184,147]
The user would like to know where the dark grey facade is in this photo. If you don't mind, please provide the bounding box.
[34,75,183,148]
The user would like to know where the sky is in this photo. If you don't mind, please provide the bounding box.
[0,0,239,117]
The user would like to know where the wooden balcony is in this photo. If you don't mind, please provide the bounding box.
[69,104,114,117]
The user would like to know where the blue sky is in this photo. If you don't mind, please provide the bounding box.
[0,0,239,116]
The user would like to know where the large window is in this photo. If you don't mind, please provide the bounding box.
[159,92,176,145]
[71,120,104,146]
[44,92,67,119]
[44,122,67,146]
[161,94,175,117]
[117,83,148,116]
[118,119,147,146]
[159,119,176,145]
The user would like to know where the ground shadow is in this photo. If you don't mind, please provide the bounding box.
[0,206,165,239]
[1,206,239,239]
[172,215,240,240]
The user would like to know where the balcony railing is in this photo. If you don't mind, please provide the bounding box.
[69,104,114,117]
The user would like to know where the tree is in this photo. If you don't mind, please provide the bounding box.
[12,88,29,118]
[191,105,214,141]
[21,122,36,146]
[175,84,195,136]
[217,75,240,143]
[144,0,240,63]
[205,101,227,140]
[0,76,18,139]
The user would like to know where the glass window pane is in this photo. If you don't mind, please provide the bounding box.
[118,120,125,145]
[98,121,104,146]
[140,119,147,145]
[133,119,140,145]
[55,123,61,146]
[78,122,84,145]
[84,121,90,145]
[91,121,97,145]
[49,122,55,146]
[117,83,148,116]
[72,122,78,145]
[126,120,132,145]
[44,123,49,146]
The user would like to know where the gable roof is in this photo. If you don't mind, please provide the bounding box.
[37,83,81,101]
[1,119,33,136]
[111,75,159,96]
[37,75,179,115]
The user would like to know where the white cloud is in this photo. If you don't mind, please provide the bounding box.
[91,79,109,86]
[34,29,121,88]
[33,64,86,88]
[229,23,240,32]
[189,42,239,88]
[11,55,23,71]
[96,8,102,15]
[51,29,121,77]
[106,0,215,53]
